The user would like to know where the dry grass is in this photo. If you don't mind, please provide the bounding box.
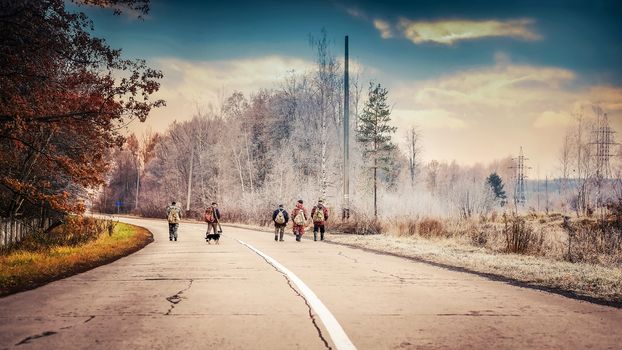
[0,222,152,296]
[418,218,445,238]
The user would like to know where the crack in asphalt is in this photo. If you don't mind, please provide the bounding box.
[247,250,332,349]
[14,314,97,346]
[15,331,57,346]
[165,279,194,316]
[372,269,407,284]
[436,312,521,317]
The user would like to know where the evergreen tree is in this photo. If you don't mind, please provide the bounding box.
[486,172,507,206]
[357,82,397,217]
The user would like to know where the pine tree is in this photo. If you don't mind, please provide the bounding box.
[486,172,507,206]
[357,82,397,217]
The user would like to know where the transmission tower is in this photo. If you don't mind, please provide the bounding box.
[592,108,617,180]
[510,147,531,206]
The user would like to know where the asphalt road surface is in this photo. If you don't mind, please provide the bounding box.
[1,217,621,349]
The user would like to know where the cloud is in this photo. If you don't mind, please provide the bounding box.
[393,108,467,129]
[373,19,393,39]
[389,60,622,174]
[397,18,541,45]
[533,111,574,128]
[343,6,367,20]
[130,56,313,134]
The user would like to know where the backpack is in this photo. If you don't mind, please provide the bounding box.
[313,206,325,222]
[167,208,180,223]
[275,210,286,225]
[205,207,215,223]
[293,209,306,226]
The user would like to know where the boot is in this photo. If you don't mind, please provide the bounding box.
[321,232,324,241]
[279,232,284,241]
[274,235,278,241]
[314,232,317,241]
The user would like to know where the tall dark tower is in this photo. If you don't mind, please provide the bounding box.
[342,35,350,220]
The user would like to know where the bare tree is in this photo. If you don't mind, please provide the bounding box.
[406,126,422,188]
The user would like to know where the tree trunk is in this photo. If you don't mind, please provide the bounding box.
[244,132,254,193]
[135,158,140,211]
[186,144,194,211]
[374,157,377,218]
[233,148,246,193]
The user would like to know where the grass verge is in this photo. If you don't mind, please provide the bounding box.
[0,222,152,297]
[326,234,622,307]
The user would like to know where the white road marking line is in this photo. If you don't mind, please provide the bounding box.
[237,239,357,350]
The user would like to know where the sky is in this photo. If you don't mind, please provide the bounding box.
[71,0,622,178]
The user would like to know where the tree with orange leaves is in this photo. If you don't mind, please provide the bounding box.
[0,0,164,217]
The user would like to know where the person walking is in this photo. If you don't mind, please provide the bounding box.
[204,202,222,240]
[166,201,182,241]
[291,199,308,242]
[311,199,330,241]
[272,204,289,241]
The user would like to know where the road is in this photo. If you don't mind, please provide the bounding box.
[1,217,621,349]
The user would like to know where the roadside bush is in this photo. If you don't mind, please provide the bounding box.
[8,216,117,252]
[606,197,622,230]
[503,213,538,254]
[418,218,445,238]
[568,219,622,266]
[332,215,383,235]
[470,223,490,247]
[394,217,418,236]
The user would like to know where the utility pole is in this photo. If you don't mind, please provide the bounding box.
[342,35,350,220]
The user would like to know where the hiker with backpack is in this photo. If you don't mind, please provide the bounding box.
[311,199,330,241]
[166,201,182,241]
[204,202,222,240]
[272,204,289,241]
[291,199,308,242]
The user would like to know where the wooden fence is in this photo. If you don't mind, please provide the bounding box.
[0,217,54,247]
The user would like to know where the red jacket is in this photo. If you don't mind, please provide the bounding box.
[311,205,329,225]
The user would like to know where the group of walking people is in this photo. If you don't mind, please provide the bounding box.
[165,201,221,242]
[272,199,329,242]
[165,199,329,242]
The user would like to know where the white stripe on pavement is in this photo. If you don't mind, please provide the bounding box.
[237,239,357,350]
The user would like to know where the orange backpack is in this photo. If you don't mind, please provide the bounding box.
[204,207,215,223]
